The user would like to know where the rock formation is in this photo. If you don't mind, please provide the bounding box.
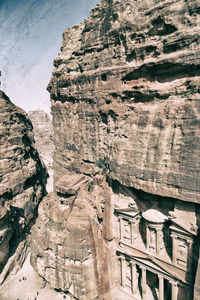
[0,90,47,277]
[28,110,54,192]
[31,0,200,299]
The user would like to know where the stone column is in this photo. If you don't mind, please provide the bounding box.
[120,256,126,287]
[118,217,122,241]
[141,267,147,299]
[130,262,138,295]
[156,226,164,255]
[170,281,178,300]
[146,225,150,252]
[132,216,140,243]
[130,221,134,244]
[158,275,164,300]
[187,239,193,272]
[171,235,177,265]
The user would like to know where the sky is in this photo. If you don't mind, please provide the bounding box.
[0,0,100,113]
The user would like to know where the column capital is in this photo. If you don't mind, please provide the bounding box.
[186,239,193,245]
[170,280,178,286]
[119,255,125,262]
[129,261,136,267]
[170,234,177,239]
[149,223,163,230]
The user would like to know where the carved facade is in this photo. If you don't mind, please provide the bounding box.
[115,207,198,300]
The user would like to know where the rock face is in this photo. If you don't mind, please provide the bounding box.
[31,0,200,299]
[0,90,47,273]
[28,110,54,192]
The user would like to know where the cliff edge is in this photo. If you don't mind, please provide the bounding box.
[31,0,200,299]
[0,90,47,279]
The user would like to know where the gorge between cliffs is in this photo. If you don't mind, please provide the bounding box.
[1,0,200,299]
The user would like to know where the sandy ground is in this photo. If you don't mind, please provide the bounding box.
[0,254,70,300]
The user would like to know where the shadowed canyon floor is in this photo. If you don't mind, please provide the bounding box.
[0,254,70,300]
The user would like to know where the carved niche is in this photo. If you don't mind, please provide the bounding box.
[115,209,141,245]
[170,222,196,271]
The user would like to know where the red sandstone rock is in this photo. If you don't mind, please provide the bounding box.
[0,90,47,273]
[31,0,200,299]
[28,110,54,192]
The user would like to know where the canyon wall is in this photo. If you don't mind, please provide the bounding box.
[0,91,47,277]
[28,110,54,192]
[31,0,200,299]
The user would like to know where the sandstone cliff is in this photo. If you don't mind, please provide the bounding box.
[0,90,47,276]
[31,0,200,299]
[28,110,54,192]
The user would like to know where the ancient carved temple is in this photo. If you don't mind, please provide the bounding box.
[115,205,198,300]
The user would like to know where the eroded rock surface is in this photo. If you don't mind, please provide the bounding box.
[31,0,200,299]
[0,90,47,274]
[28,110,54,192]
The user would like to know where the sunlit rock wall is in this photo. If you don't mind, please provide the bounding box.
[31,0,200,299]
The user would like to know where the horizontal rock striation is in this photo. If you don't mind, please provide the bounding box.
[0,91,47,271]
[31,0,200,299]
[49,0,200,203]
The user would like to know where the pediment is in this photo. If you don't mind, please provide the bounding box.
[130,256,175,279]
[170,219,197,236]
[115,208,140,219]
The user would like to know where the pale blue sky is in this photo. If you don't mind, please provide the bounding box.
[0,0,100,113]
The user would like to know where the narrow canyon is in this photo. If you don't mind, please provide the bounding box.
[1,0,200,299]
